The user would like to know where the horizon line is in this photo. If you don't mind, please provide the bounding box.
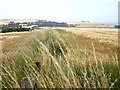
[0,19,117,25]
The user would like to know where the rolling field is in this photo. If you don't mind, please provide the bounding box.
[1,28,120,88]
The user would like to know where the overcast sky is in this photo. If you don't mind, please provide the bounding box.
[0,0,119,25]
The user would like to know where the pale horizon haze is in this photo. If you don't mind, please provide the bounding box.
[0,0,119,25]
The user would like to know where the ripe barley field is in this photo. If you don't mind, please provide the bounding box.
[1,28,120,88]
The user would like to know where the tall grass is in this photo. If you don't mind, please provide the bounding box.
[1,29,120,88]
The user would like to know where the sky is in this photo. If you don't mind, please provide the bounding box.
[0,0,119,25]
